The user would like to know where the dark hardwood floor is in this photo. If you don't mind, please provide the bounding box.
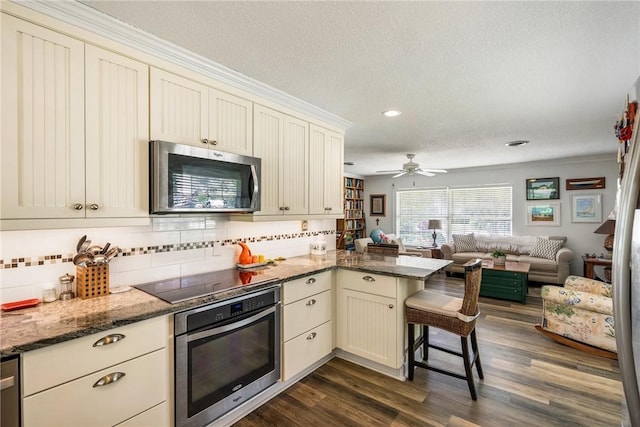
[234,274,622,426]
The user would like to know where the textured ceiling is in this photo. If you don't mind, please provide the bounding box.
[81,1,640,176]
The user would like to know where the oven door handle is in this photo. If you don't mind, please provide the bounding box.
[186,305,277,343]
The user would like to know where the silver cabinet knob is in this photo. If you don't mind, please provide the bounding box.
[306,299,317,306]
[202,138,209,145]
[93,333,125,347]
[388,304,394,309]
[88,203,99,210]
[73,203,83,210]
[362,276,376,282]
[210,140,218,145]
[284,206,290,211]
[93,372,126,388]
[306,277,317,285]
[306,332,317,340]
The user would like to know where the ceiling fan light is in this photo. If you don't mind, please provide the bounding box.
[382,110,402,117]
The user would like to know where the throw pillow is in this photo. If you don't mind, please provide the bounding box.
[529,237,563,260]
[453,233,476,252]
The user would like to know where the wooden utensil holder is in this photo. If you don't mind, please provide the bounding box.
[76,264,110,299]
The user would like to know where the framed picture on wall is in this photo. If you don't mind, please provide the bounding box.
[525,202,561,226]
[571,194,602,223]
[370,194,386,216]
[526,177,560,200]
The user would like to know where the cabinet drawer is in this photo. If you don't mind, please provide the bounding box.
[23,349,167,427]
[338,270,396,298]
[24,316,168,396]
[282,270,332,305]
[481,276,524,289]
[282,321,332,381]
[283,289,331,342]
[116,401,170,427]
[482,270,524,280]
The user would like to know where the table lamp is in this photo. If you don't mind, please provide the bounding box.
[428,219,442,247]
[594,216,616,258]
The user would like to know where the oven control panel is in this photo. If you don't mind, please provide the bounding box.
[181,288,279,334]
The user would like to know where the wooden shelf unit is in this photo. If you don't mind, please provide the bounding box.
[337,177,366,247]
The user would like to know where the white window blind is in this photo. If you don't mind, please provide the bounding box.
[397,189,447,246]
[396,186,512,246]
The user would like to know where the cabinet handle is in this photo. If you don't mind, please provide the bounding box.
[306,277,317,285]
[389,304,394,309]
[0,376,15,391]
[93,333,126,347]
[93,372,126,388]
[72,203,83,210]
[284,206,290,211]
[210,140,218,145]
[88,203,99,210]
[306,299,316,306]
[202,138,209,144]
[306,332,317,340]
[362,275,376,282]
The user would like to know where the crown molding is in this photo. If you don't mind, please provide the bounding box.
[14,0,351,130]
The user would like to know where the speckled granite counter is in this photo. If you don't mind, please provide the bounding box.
[0,251,450,357]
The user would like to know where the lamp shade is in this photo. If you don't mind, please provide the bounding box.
[594,219,616,252]
[427,219,442,230]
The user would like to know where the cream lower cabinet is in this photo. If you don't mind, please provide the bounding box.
[308,124,344,216]
[22,316,171,427]
[1,13,149,221]
[254,104,309,216]
[336,270,422,369]
[150,67,253,156]
[281,270,333,380]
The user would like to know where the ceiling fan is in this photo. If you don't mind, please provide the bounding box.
[376,154,448,178]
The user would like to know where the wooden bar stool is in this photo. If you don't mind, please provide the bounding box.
[406,258,484,400]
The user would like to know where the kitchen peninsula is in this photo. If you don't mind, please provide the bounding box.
[0,251,450,426]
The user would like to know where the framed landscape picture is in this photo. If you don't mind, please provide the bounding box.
[526,177,560,200]
[526,202,561,226]
[571,194,602,223]
[566,177,605,190]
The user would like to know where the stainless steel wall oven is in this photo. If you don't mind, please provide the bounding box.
[174,286,281,427]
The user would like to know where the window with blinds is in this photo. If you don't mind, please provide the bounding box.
[397,186,512,246]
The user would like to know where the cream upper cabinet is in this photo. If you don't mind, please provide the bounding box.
[85,45,149,218]
[1,15,149,221]
[309,124,344,215]
[254,104,309,216]
[150,68,253,155]
[1,14,85,219]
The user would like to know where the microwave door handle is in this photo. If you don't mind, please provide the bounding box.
[250,165,259,198]
[186,305,277,343]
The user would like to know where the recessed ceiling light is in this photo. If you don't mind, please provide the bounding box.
[383,110,402,117]
[505,140,529,147]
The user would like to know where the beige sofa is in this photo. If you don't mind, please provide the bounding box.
[441,233,574,285]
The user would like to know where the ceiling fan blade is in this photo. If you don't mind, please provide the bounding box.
[420,168,448,173]
[376,169,404,173]
[392,171,407,178]
[415,170,435,177]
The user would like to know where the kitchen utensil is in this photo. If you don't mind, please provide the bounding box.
[105,247,121,262]
[73,253,92,267]
[92,253,107,265]
[87,245,103,255]
[76,235,87,253]
[79,239,91,254]
[101,242,111,254]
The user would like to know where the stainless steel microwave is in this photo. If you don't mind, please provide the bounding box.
[149,140,261,214]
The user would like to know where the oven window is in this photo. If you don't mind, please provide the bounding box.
[168,153,253,209]
[188,312,275,416]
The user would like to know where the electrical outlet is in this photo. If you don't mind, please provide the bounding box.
[301,220,309,231]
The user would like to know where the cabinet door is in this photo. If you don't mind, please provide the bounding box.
[309,124,344,215]
[1,14,85,219]
[85,45,149,217]
[209,88,253,156]
[281,115,309,215]
[253,104,284,215]
[149,67,208,146]
[337,288,398,368]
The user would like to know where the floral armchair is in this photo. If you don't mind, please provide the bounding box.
[536,275,617,358]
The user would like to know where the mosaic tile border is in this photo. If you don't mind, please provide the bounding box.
[1,230,335,270]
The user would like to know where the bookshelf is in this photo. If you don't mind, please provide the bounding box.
[337,177,366,248]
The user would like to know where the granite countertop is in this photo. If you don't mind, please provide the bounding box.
[0,251,450,357]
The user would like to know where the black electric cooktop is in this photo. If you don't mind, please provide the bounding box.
[133,268,280,304]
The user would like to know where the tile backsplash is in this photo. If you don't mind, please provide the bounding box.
[0,217,336,303]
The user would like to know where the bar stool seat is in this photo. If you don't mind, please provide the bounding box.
[405,258,484,400]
